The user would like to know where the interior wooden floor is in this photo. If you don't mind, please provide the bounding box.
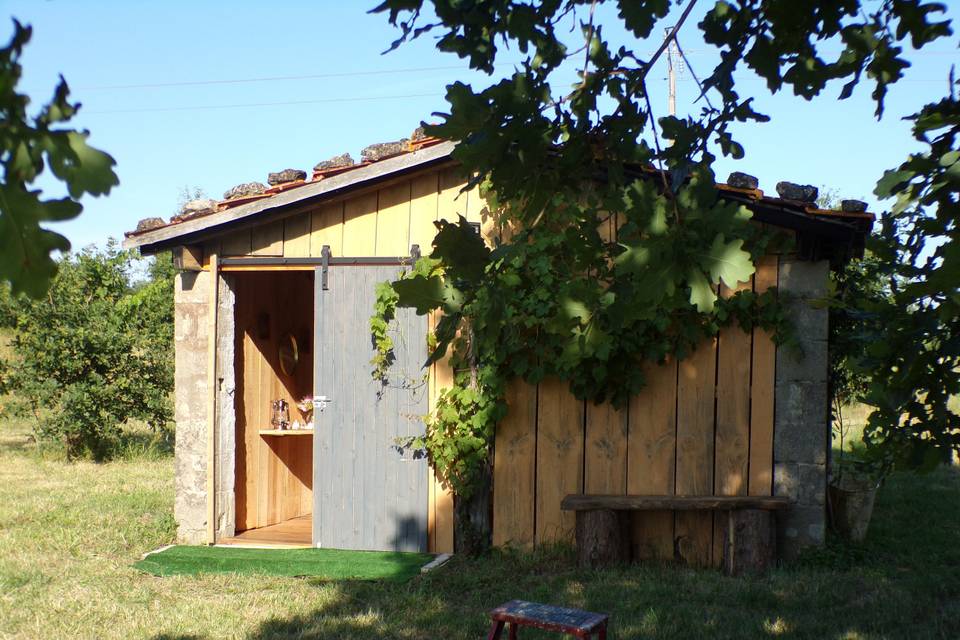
[218,515,312,548]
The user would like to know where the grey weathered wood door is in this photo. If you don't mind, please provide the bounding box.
[312,264,429,551]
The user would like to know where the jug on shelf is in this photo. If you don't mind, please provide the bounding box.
[270,399,290,430]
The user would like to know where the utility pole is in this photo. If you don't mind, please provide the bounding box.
[664,28,683,117]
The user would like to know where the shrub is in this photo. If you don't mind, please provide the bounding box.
[0,283,18,328]
[8,244,174,460]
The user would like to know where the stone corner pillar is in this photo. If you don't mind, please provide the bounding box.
[773,258,830,560]
[173,271,211,544]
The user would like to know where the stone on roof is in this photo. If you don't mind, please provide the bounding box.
[776,181,818,203]
[135,217,166,233]
[361,139,408,163]
[180,198,218,215]
[841,199,868,213]
[224,182,267,200]
[313,153,355,172]
[267,169,307,186]
[727,171,759,190]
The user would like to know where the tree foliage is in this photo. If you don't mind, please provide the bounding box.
[854,92,960,472]
[369,0,960,505]
[5,245,174,460]
[0,20,118,298]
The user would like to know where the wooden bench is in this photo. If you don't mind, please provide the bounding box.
[487,600,608,639]
[561,494,792,575]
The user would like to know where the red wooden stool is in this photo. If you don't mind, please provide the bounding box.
[487,600,608,639]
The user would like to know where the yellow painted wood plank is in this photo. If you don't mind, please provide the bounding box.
[220,265,315,272]
[430,311,455,554]
[428,465,437,552]
[627,359,678,561]
[713,280,753,566]
[427,311,437,553]
[675,337,718,566]
[464,181,484,224]
[237,280,259,530]
[342,191,378,256]
[282,212,312,257]
[409,172,440,252]
[715,281,753,496]
[749,255,778,496]
[251,220,284,256]
[493,381,538,548]
[463,176,499,245]
[535,378,584,545]
[435,483,454,553]
[584,402,627,494]
[438,167,467,223]
[375,181,412,257]
[221,229,252,256]
[310,202,344,257]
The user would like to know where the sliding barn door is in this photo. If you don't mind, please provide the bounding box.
[313,264,429,551]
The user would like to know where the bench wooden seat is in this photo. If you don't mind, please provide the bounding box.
[561,494,792,511]
[487,600,608,639]
[561,494,793,575]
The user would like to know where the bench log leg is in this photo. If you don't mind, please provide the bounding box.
[575,509,629,569]
[722,509,776,576]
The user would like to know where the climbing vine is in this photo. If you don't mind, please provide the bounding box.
[369,280,399,384]
[372,168,795,502]
[366,0,958,513]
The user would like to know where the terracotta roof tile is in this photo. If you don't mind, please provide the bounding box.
[312,161,370,181]
[125,139,874,239]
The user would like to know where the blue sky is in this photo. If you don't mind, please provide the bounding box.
[3,1,958,250]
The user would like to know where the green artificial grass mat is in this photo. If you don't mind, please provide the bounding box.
[134,545,433,581]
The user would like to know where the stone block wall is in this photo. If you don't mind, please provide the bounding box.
[173,271,211,544]
[173,270,237,544]
[773,258,830,559]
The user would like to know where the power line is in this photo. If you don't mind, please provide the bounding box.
[78,63,514,91]
[83,92,444,115]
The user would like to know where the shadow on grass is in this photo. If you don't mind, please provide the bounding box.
[155,467,960,640]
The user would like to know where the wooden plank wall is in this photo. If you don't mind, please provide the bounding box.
[211,166,487,261]
[212,162,778,563]
[234,271,315,531]
[213,167,485,552]
[491,257,780,567]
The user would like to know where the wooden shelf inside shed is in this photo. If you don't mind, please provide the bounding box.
[258,429,314,437]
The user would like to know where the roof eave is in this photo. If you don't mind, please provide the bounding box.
[124,140,458,255]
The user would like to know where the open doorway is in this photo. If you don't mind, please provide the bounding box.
[223,269,314,547]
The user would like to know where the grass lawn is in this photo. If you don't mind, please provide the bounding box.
[1,421,957,638]
[0,327,957,638]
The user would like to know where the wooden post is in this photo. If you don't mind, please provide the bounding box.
[722,509,775,576]
[206,252,219,545]
[575,509,629,568]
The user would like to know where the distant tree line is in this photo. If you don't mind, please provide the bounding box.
[0,244,174,460]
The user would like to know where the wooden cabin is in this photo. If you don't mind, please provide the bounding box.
[124,138,871,565]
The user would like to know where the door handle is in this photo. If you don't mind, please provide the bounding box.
[313,396,332,411]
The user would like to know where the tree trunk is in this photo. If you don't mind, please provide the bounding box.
[722,509,775,576]
[454,466,492,555]
[575,509,629,568]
